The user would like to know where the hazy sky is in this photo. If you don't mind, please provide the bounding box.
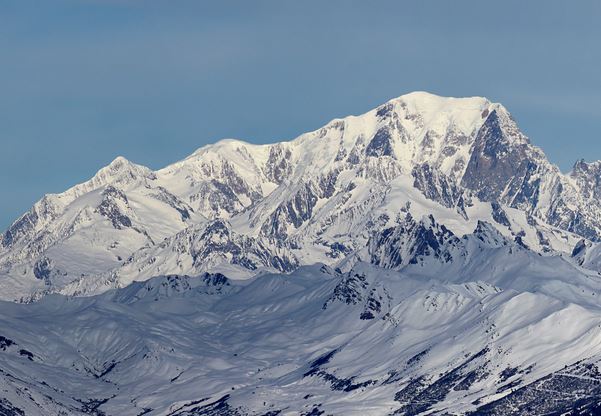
[1,0,600,229]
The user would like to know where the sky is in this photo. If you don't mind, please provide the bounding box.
[1,0,600,230]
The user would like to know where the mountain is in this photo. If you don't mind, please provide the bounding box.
[3,91,601,414]
[1,251,601,415]
[1,91,594,301]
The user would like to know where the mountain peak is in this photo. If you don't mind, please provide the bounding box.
[389,91,492,112]
[107,155,130,167]
[92,156,153,183]
[571,158,601,173]
[395,90,488,102]
[189,138,258,156]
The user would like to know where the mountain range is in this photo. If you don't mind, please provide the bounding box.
[1,92,601,415]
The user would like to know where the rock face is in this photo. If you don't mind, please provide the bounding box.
[412,163,471,219]
[369,214,461,268]
[461,109,536,203]
[96,186,133,229]
[0,91,599,300]
[460,108,601,241]
[571,159,601,200]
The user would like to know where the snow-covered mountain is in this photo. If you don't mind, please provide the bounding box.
[2,91,601,414]
[1,91,596,301]
[1,251,601,415]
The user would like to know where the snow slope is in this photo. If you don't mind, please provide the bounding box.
[1,246,601,415]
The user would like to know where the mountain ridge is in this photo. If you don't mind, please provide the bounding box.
[1,91,600,301]
[2,91,601,415]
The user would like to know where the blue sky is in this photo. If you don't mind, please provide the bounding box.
[1,0,600,229]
